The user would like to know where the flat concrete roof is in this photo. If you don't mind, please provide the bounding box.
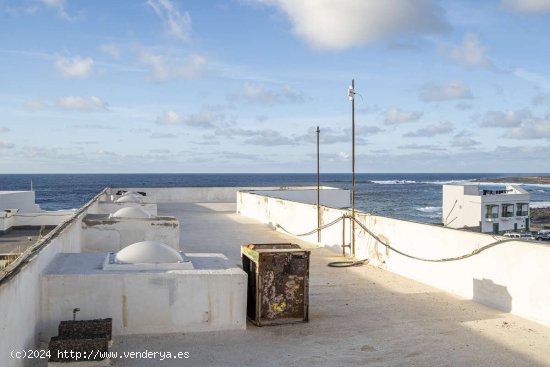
[61,201,548,367]
[0,228,44,255]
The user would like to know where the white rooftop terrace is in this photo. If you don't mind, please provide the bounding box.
[100,201,550,367]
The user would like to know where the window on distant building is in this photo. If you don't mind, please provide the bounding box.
[485,204,499,219]
[502,203,514,218]
[516,203,528,217]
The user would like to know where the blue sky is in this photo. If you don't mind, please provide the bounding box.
[0,0,549,173]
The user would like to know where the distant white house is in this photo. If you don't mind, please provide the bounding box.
[442,184,530,233]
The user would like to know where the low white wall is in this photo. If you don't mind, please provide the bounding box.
[97,202,158,216]
[0,191,104,367]
[237,190,550,327]
[250,188,350,208]
[1,210,74,232]
[110,186,336,204]
[0,212,15,232]
[0,191,40,213]
[12,210,76,227]
[41,254,246,338]
[82,216,180,252]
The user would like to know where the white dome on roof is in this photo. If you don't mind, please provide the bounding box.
[111,207,152,219]
[115,241,183,264]
[122,191,141,196]
[115,194,142,203]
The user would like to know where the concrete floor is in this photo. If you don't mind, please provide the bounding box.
[0,227,45,254]
[107,202,550,367]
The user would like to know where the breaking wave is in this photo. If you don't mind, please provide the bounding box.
[371,180,417,184]
[416,206,442,213]
[530,202,550,209]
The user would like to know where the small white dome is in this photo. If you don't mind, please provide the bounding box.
[122,191,141,197]
[111,207,152,219]
[115,241,183,264]
[115,194,142,203]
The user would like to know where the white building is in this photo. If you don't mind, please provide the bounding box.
[442,184,530,233]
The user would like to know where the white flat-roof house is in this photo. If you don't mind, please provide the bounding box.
[442,184,530,233]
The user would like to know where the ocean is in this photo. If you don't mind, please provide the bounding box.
[1,173,549,224]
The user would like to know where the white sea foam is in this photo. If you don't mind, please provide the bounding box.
[530,202,550,209]
[416,206,442,213]
[371,180,416,184]
[420,180,471,185]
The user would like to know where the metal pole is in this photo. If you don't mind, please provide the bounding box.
[342,216,346,256]
[316,126,321,243]
[351,79,356,256]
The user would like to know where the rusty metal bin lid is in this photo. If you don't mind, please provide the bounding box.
[243,243,304,251]
[242,243,310,263]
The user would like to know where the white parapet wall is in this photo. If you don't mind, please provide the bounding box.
[81,215,180,252]
[237,190,550,327]
[110,186,342,204]
[0,190,105,367]
[0,191,41,213]
[246,187,350,208]
[40,253,247,338]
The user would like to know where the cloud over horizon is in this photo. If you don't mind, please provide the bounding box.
[254,0,448,50]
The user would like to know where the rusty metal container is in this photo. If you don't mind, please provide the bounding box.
[241,243,310,326]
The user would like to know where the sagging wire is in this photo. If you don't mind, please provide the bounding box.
[273,214,515,266]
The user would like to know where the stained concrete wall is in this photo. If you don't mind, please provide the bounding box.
[237,190,550,327]
[40,253,247,339]
[81,215,180,252]
[0,191,103,367]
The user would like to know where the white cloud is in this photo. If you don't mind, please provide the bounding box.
[23,99,47,111]
[420,80,473,102]
[0,141,14,149]
[0,127,10,133]
[455,102,473,110]
[514,68,550,91]
[449,33,490,67]
[242,129,295,146]
[398,144,446,151]
[480,108,550,140]
[480,109,530,127]
[39,0,73,20]
[57,96,108,111]
[532,93,550,105]
[150,132,177,139]
[156,110,221,128]
[338,151,350,161]
[157,111,182,125]
[147,0,192,42]
[508,117,550,139]
[138,49,205,82]
[253,0,448,50]
[451,136,479,148]
[55,56,93,78]
[502,0,550,13]
[404,121,454,137]
[99,43,121,58]
[384,107,423,124]
[232,83,304,105]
